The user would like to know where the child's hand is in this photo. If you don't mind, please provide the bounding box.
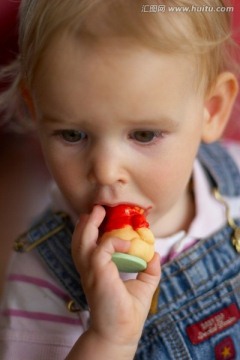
[71,205,161,358]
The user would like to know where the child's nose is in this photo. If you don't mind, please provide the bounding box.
[87,144,128,186]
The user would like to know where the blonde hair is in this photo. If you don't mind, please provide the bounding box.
[0,0,239,130]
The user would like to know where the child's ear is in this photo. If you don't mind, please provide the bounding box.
[202,72,238,143]
[20,80,36,120]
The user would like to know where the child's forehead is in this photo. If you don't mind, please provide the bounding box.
[32,31,202,113]
[39,32,196,80]
[33,33,200,124]
[21,0,233,95]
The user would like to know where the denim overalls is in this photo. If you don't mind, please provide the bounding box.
[14,142,240,359]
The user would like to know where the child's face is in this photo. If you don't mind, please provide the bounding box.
[32,35,209,237]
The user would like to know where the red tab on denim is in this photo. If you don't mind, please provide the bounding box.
[215,337,236,360]
[186,304,239,345]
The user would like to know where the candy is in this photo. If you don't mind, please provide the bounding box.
[99,204,155,272]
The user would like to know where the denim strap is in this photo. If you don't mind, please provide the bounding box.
[14,211,88,310]
[198,142,240,196]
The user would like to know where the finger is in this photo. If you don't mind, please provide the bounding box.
[72,205,105,250]
[72,205,106,271]
[80,237,131,293]
[135,253,161,293]
[124,253,161,313]
[90,237,131,274]
[144,253,161,278]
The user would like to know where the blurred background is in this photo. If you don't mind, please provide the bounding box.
[0,0,51,293]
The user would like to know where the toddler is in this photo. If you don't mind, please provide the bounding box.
[0,0,240,359]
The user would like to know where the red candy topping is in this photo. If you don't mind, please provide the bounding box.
[100,204,149,234]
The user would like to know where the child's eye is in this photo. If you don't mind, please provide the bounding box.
[55,130,87,143]
[129,130,161,143]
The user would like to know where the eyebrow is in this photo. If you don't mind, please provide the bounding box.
[40,113,180,130]
[40,115,70,124]
[124,116,180,128]
[40,114,84,129]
